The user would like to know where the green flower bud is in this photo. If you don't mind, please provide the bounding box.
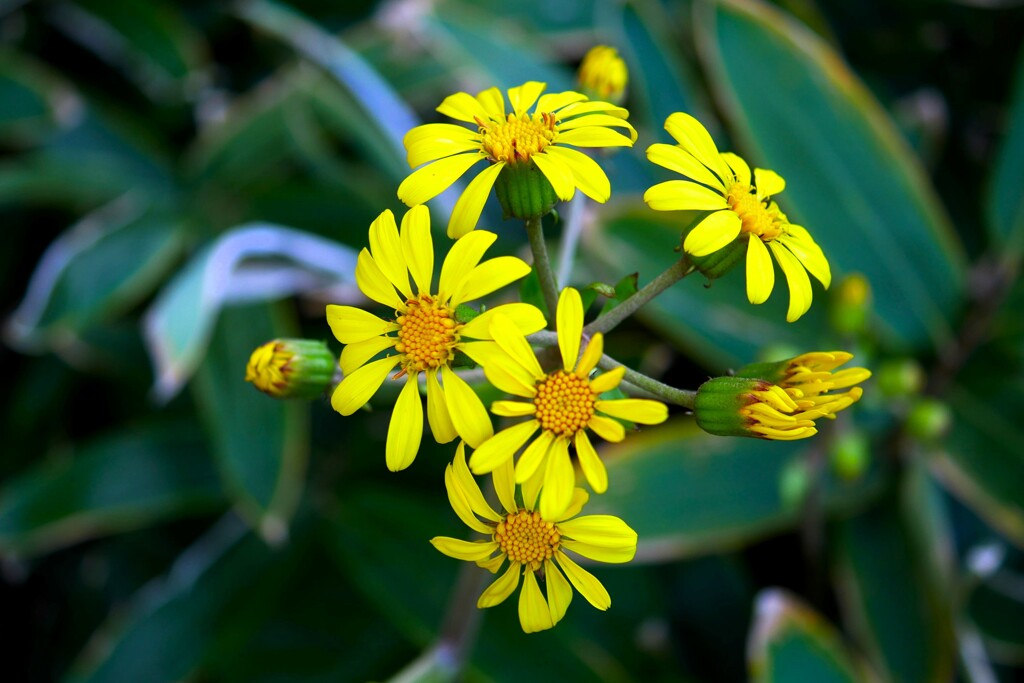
[831,432,870,481]
[829,273,872,335]
[695,376,819,440]
[245,338,336,399]
[875,358,924,397]
[780,456,811,511]
[494,159,559,221]
[906,397,952,442]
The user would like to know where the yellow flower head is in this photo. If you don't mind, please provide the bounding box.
[245,338,335,399]
[246,341,292,396]
[431,443,637,633]
[577,45,628,104]
[326,205,546,471]
[398,81,637,238]
[644,112,831,322]
[465,287,668,519]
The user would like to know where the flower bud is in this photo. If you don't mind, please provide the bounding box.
[494,159,559,221]
[577,45,628,105]
[695,376,820,440]
[875,358,923,397]
[831,432,870,481]
[735,351,871,419]
[245,338,336,399]
[906,397,952,442]
[829,273,872,335]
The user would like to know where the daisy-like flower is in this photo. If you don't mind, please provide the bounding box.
[398,81,637,238]
[465,287,668,519]
[326,205,545,471]
[644,112,831,322]
[431,443,637,633]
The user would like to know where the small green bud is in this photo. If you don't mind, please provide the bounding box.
[831,432,870,481]
[906,397,952,442]
[829,273,872,335]
[695,376,768,438]
[454,304,481,324]
[245,338,336,399]
[875,358,924,397]
[494,159,559,221]
[779,456,811,511]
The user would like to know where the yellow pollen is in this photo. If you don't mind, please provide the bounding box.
[533,370,596,437]
[478,112,557,164]
[393,295,460,373]
[494,509,560,571]
[727,182,785,241]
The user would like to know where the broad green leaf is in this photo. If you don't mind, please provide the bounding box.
[143,223,356,401]
[986,46,1024,257]
[697,0,966,351]
[0,48,82,146]
[748,589,879,683]
[192,304,308,538]
[584,420,879,562]
[6,197,186,352]
[0,422,223,559]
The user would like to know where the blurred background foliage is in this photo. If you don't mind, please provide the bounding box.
[1,0,1023,680]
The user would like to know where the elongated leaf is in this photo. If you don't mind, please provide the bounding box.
[0,422,223,559]
[6,196,186,352]
[986,46,1024,257]
[748,589,879,682]
[583,420,879,562]
[143,223,356,401]
[697,0,966,351]
[192,304,308,539]
[0,48,82,146]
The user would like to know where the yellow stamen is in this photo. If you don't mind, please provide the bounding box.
[478,112,558,164]
[533,370,597,437]
[495,509,561,571]
[726,182,786,241]
[394,295,460,373]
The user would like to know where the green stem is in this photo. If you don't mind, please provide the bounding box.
[524,215,560,323]
[584,257,695,336]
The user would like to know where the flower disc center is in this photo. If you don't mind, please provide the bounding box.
[533,370,596,437]
[479,112,557,164]
[495,510,560,570]
[727,182,784,241]
[394,295,460,372]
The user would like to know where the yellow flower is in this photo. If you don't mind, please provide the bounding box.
[431,443,637,633]
[326,205,546,471]
[465,287,668,519]
[245,339,335,399]
[577,45,628,104]
[644,112,831,322]
[398,81,637,238]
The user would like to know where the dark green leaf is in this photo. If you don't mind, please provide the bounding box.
[0,48,82,146]
[986,46,1024,257]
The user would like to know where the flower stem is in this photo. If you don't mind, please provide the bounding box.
[584,257,695,336]
[524,215,560,323]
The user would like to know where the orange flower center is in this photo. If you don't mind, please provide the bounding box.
[394,295,460,373]
[533,370,596,437]
[726,182,785,241]
[478,112,557,164]
[495,509,560,570]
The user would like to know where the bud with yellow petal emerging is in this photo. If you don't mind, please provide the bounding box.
[577,45,628,105]
[245,339,336,399]
[695,376,822,440]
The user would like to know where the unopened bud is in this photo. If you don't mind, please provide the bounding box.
[245,338,336,399]
[577,45,628,105]
[830,273,872,335]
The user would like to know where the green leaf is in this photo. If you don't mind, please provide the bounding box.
[0,48,82,146]
[192,304,309,539]
[143,223,356,401]
[966,567,1024,657]
[6,197,186,352]
[986,46,1024,258]
[748,589,879,683]
[0,422,223,559]
[583,419,880,562]
[697,0,966,351]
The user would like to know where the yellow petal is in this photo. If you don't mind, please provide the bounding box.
[521,465,544,510]
[561,539,637,564]
[557,287,584,372]
[444,463,492,534]
[588,415,625,442]
[554,550,611,610]
[478,562,520,608]
[779,230,831,288]
[452,256,531,304]
[400,204,434,295]
[558,515,637,554]
[536,91,588,113]
[682,210,742,257]
[544,560,572,626]
[488,313,544,378]
[447,161,505,239]
[405,126,481,168]
[720,152,751,186]
[461,342,538,397]
[576,333,603,377]
[330,356,399,416]
[355,249,404,309]
[508,81,546,115]
[386,375,423,471]
[368,209,411,297]
[459,303,547,339]
[430,536,499,561]
[556,127,634,148]
[397,153,482,206]
[589,366,625,394]
[645,143,726,193]
[515,429,554,484]
[555,488,589,523]
[746,234,775,304]
[441,366,494,447]
[574,431,608,493]
[436,92,491,123]
[468,420,539,474]
[557,114,637,134]
[519,569,555,633]
[542,146,610,202]
[475,86,506,121]
[439,229,497,298]
[663,112,732,185]
[492,455,518,515]
[405,122,479,145]
[326,305,396,344]
[425,370,457,444]
[769,241,813,323]
[645,180,729,213]
[596,398,668,425]
[452,441,501,522]
[339,335,395,375]
[477,553,505,573]
[754,168,785,200]
[531,152,576,201]
[557,101,630,119]
[540,438,575,520]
